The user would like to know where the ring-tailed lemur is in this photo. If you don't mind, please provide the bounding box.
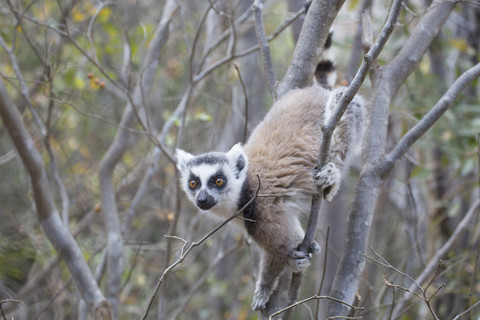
[176,83,366,310]
[176,32,366,311]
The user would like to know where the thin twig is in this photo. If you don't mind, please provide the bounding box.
[169,242,242,319]
[367,246,424,294]
[392,199,480,317]
[141,175,261,320]
[188,4,212,83]
[382,63,480,176]
[452,299,480,320]
[192,5,305,84]
[268,295,364,319]
[315,227,330,319]
[383,272,445,320]
[382,273,425,302]
[0,299,21,320]
[86,2,108,64]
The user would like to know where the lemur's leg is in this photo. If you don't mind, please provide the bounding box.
[315,88,366,201]
[251,250,287,311]
[252,241,321,311]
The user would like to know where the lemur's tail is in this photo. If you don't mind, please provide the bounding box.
[315,30,336,89]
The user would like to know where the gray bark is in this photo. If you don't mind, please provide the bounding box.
[0,77,112,319]
[97,1,179,317]
[277,0,345,98]
[326,2,461,316]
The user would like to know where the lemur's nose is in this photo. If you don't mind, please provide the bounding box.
[196,190,216,210]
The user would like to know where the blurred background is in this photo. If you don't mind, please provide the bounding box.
[0,0,479,319]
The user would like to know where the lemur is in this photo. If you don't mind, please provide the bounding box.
[175,36,367,311]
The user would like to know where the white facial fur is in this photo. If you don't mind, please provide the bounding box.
[175,144,248,220]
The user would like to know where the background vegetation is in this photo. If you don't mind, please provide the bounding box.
[0,0,479,319]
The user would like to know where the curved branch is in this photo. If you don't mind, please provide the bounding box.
[97,1,179,316]
[382,62,480,174]
[0,77,112,319]
[392,199,480,317]
[326,1,459,317]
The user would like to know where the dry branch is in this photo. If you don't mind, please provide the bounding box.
[273,0,401,317]
[96,1,179,316]
[326,1,473,316]
[392,199,480,317]
[0,77,112,319]
[268,294,363,319]
[141,177,260,319]
[253,0,277,101]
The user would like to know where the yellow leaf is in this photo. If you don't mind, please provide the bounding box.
[74,74,86,89]
[450,39,469,53]
[72,162,87,174]
[419,59,430,74]
[123,153,134,166]
[72,10,85,22]
[98,7,112,23]
[135,274,146,286]
[79,145,91,159]
[348,0,360,10]
[1,64,14,77]
[236,308,249,320]
[68,138,80,150]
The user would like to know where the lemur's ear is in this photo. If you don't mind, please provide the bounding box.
[226,143,248,178]
[175,149,194,172]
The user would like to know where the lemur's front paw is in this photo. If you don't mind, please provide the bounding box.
[314,162,341,201]
[252,286,272,311]
[288,249,311,273]
[287,241,320,273]
[308,241,321,255]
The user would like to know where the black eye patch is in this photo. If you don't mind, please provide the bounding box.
[188,173,200,190]
[208,172,227,189]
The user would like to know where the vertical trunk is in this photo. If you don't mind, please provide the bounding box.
[97,1,179,317]
[326,74,391,316]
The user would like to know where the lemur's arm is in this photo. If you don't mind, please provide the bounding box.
[315,88,367,201]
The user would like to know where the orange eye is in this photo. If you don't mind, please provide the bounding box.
[188,180,197,189]
[215,178,224,186]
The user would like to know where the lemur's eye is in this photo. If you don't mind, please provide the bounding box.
[215,178,224,186]
[188,180,197,189]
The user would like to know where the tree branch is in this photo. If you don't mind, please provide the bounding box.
[326,1,459,317]
[0,77,112,319]
[276,0,345,97]
[263,1,402,317]
[96,1,179,316]
[392,199,480,317]
[300,0,403,255]
[382,62,480,175]
[386,1,456,94]
[253,0,277,101]
[268,294,363,320]
[141,176,260,319]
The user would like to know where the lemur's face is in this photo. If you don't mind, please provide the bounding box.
[176,144,248,212]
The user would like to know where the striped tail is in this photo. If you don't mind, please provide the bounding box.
[315,30,336,89]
